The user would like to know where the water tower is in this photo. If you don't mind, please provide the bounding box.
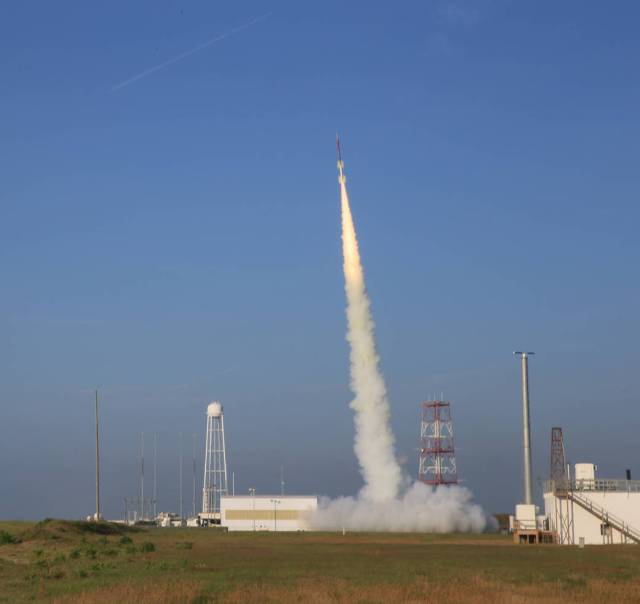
[200,401,228,525]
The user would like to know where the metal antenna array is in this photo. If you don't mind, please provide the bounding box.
[550,427,566,483]
[201,402,228,523]
[548,426,574,544]
[418,400,458,485]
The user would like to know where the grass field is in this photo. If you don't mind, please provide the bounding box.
[1,519,639,603]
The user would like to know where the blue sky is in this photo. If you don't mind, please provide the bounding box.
[1,1,639,519]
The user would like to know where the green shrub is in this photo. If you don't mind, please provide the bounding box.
[84,546,97,559]
[119,535,133,545]
[140,542,155,553]
[0,530,19,545]
[70,549,81,559]
[77,569,88,578]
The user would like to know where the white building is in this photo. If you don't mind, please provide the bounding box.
[543,464,640,545]
[220,495,318,531]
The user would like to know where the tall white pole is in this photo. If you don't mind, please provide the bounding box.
[153,433,157,518]
[95,390,100,521]
[515,352,535,505]
[140,432,144,520]
[192,433,196,518]
[280,465,284,496]
[179,432,183,520]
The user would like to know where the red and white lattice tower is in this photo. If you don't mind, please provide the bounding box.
[418,400,458,485]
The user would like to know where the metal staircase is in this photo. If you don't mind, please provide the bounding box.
[568,491,640,544]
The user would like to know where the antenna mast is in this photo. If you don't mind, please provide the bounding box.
[140,432,145,520]
[95,390,100,521]
[192,433,196,518]
[153,433,158,518]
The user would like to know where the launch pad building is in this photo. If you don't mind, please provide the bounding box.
[220,495,318,531]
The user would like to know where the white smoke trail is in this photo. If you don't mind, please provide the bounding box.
[312,144,492,532]
[339,171,402,502]
[111,12,271,92]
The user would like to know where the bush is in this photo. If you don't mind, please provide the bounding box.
[0,530,19,545]
[70,549,81,559]
[84,546,97,559]
[140,542,155,553]
[119,535,133,545]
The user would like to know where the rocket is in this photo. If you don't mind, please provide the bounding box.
[336,134,346,185]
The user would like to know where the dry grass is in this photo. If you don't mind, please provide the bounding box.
[222,576,640,604]
[2,521,639,603]
[50,579,204,604]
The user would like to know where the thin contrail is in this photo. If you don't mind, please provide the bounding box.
[111,12,271,92]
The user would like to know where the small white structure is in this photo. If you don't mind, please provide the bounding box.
[156,512,184,528]
[220,495,318,531]
[514,504,536,530]
[544,464,640,545]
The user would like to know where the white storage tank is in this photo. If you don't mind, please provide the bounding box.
[575,463,596,481]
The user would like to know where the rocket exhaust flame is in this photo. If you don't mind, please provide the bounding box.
[310,138,492,532]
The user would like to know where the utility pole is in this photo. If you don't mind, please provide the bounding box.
[192,433,196,518]
[95,390,100,521]
[249,488,256,531]
[270,498,281,532]
[178,432,183,520]
[140,432,145,520]
[514,351,535,504]
[153,433,158,519]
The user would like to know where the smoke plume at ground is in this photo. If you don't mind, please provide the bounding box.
[311,482,489,532]
[314,155,491,532]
